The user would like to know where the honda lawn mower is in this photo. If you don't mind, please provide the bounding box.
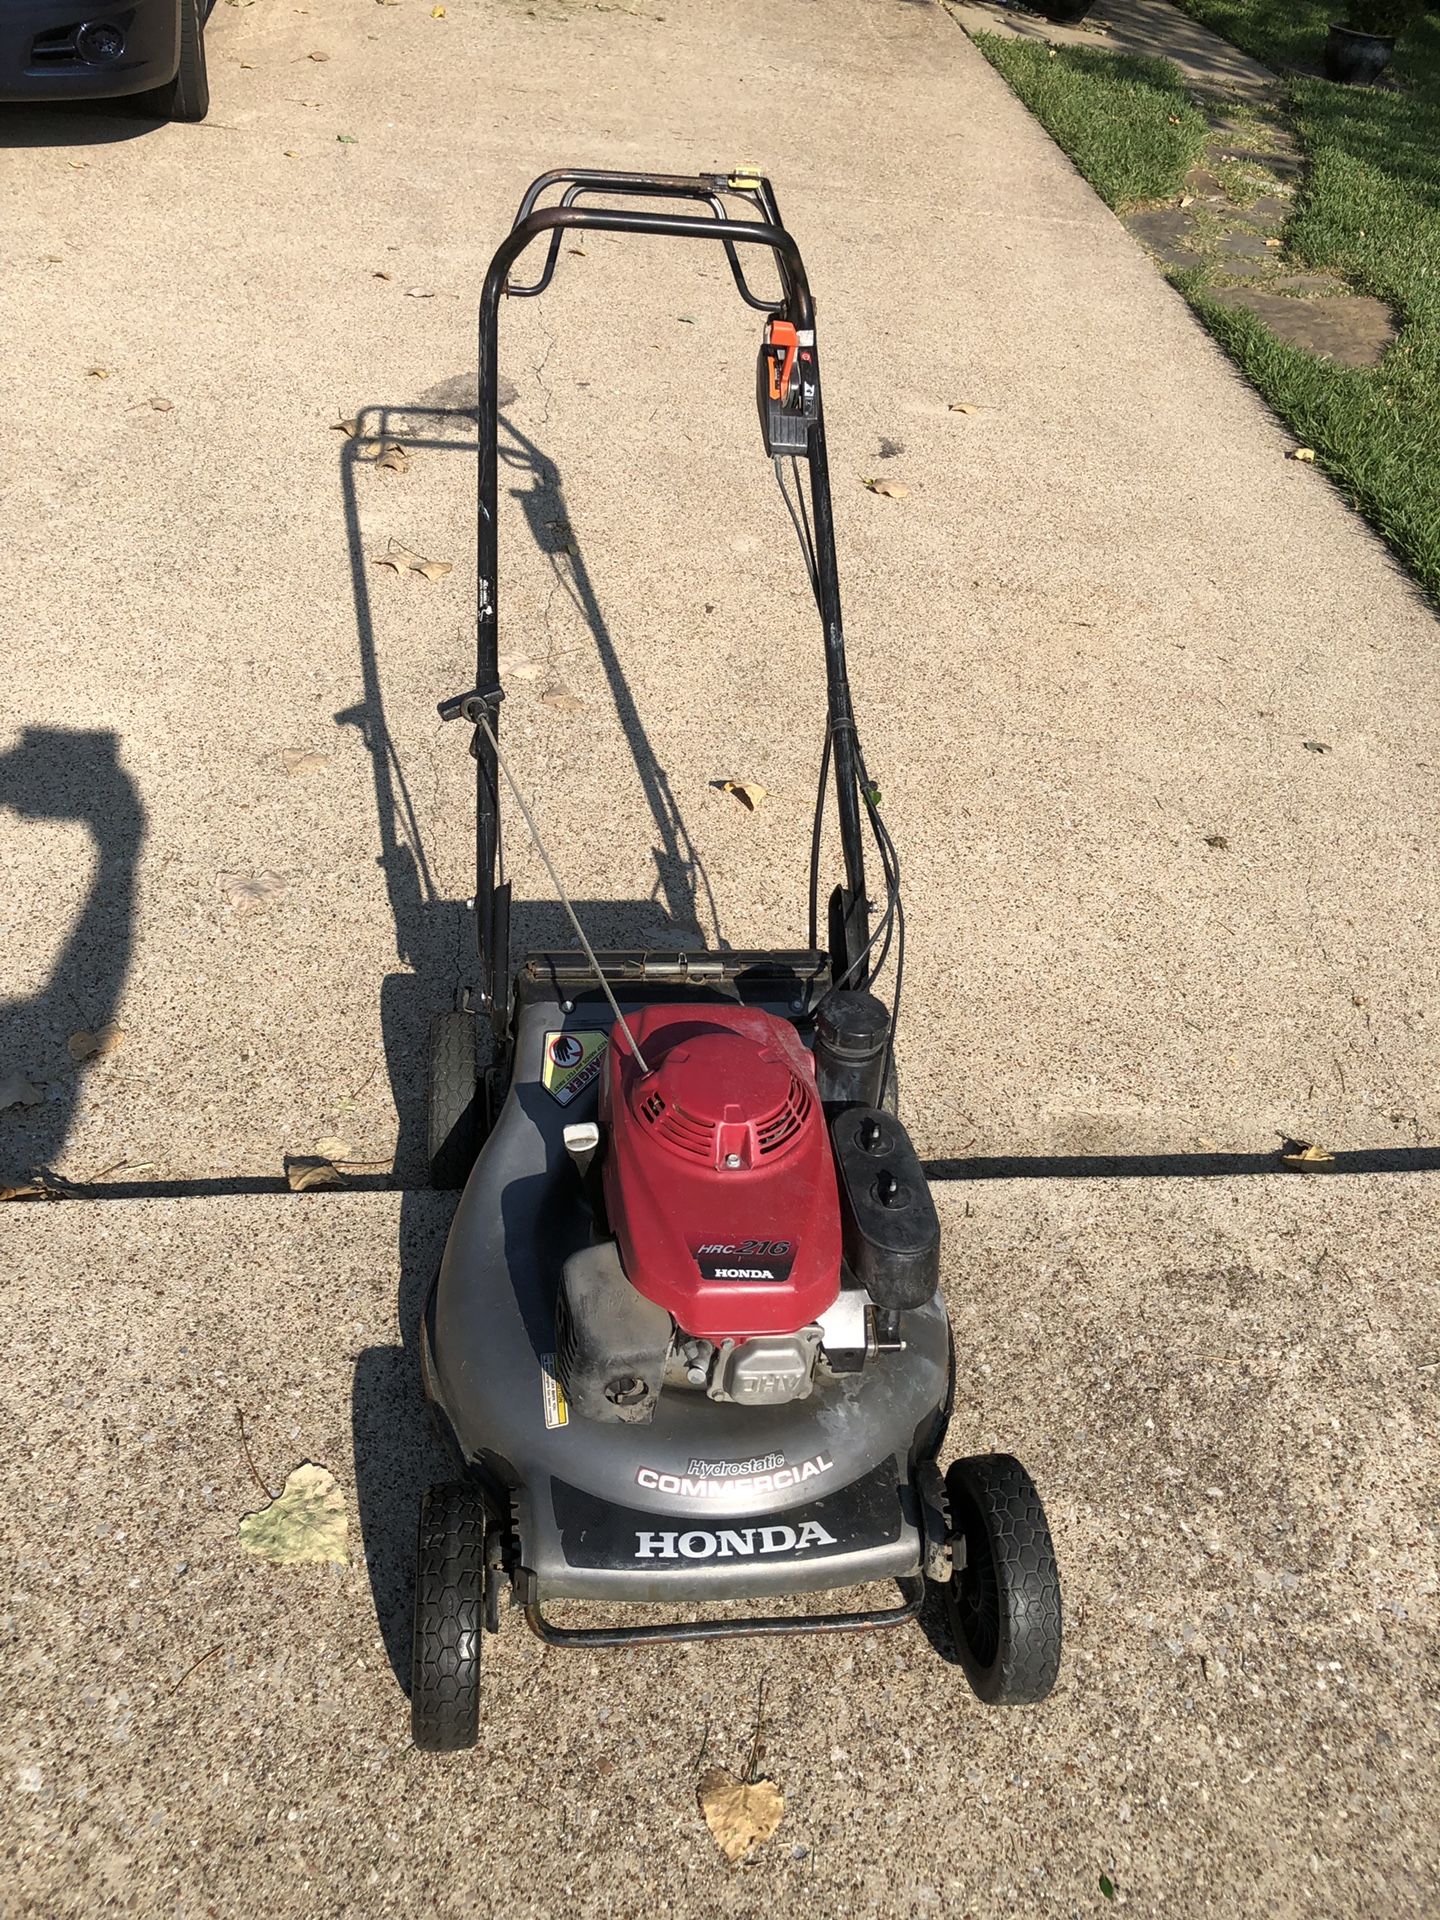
[413,168,1062,1751]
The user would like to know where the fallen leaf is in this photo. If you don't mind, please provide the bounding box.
[947,402,978,414]
[678,313,697,325]
[0,1072,45,1110]
[284,1154,348,1191]
[308,48,329,58]
[405,286,436,298]
[1,1181,62,1202]
[337,132,359,144]
[1290,447,1316,462]
[238,1462,348,1564]
[68,1024,124,1062]
[86,366,112,379]
[567,245,587,256]
[1302,739,1331,754]
[863,476,909,499]
[500,658,549,683]
[364,439,410,473]
[372,543,451,582]
[1203,833,1228,850]
[1100,1875,1117,1904]
[697,1767,784,1864]
[1264,237,1283,249]
[373,269,394,279]
[274,747,330,775]
[332,416,358,437]
[313,1134,352,1160]
[283,150,301,158]
[1179,193,1195,208]
[1282,1140,1335,1167]
[718,779,767,812]
[220,869,289,914]
[541,687,585,714]
[148,396,174,412]
[431,5,445,14]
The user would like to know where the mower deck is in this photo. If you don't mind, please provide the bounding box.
[423,954,951,1608]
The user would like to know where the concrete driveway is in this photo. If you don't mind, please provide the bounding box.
[1,0,1437,1913]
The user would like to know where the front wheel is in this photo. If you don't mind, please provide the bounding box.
[411,1484,486,1752]
[133,0,209,122]
[940,1453,1062,1705]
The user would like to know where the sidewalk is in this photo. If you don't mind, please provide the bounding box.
[2,0,1438,1910]
[4,1178,1437,1916]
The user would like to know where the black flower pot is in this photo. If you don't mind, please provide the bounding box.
[1035,0,1097,22]
[1325,22,1397,83]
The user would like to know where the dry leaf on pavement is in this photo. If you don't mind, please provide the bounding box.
[148,396,174,412]
[0,1072,45,1110]
[1282,1140,1335,1168]
[697,1767,784,1864]
[1290,447,1316,462]
[1,1181,62,1202]
[947,402,978,414]
[359,439,410,473]
[717,779,767,812]
[220,869,289,914]
[308,49,328,59]
[284,1154,348,1191]
[68,1024,124,1062]
[406,286,436,299]
[373,543,451,582]
[86,366,112,379]
[313,1135,352,1160]
[238,1463,348,1564]
[332,417,358,437]
[863,476,909,499]
[274,747,330,776]
[541,687,585,714]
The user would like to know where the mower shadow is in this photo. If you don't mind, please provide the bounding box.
[350,1190,457,1695]
[335,397,724,1186]
[340,392,726,1694]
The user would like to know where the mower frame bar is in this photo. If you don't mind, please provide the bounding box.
[473,168,870,1033]
[522,1577,925,1649]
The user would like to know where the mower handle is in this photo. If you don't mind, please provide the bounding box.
[505,169,790,312]
[481,201,814,332]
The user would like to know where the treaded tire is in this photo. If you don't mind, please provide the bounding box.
[134,0,209,121]
[941,1453,1062,1705]
[411,1483,485,1752]
[427,1010,479,1190]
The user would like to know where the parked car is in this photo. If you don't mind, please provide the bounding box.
[0,0,208,121]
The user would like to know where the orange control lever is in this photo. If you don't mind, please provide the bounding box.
[766,319,798,403]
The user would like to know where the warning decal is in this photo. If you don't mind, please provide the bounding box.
[540,1351,569,1430]
[541,1029,608,1106]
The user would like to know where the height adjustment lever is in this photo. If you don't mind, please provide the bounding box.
[757,316,818,456]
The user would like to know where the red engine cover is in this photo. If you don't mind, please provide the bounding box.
[599,1005,841,1340]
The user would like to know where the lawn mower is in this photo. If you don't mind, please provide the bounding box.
[413,168,1062,1751]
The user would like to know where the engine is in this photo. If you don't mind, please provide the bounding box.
[602,1005,841,1339]
[553,999,939,1426]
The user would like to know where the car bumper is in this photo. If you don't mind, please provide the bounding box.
[0,0,179,102]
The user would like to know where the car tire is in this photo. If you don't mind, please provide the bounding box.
[134,0,209,123]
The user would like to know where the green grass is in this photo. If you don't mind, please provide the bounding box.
[975,8,1440,601]
[972,37,1209,208]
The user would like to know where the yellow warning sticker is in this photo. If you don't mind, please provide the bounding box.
[541,1029,608,1107]
[540,1351,569,1430]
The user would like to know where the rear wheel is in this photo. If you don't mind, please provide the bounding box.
[133,0,209,122]
[427,1009,480,1190]
[411,1483,486,1752]
[940,1453,1062,1704]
